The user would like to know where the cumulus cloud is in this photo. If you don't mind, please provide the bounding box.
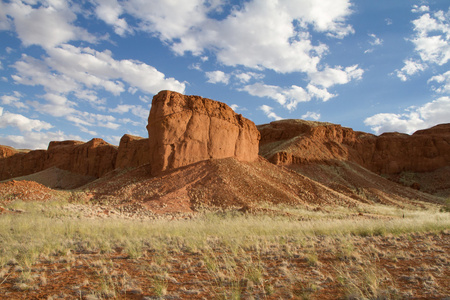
[301,111,321,121]
[412,5,430,14]
[309,65,363,88]
[242,83,311,111]
[0,107,53,132]
[11,45,186,121]
[395,59,427,81]
[364,96,450,135]
[109,104,149,119]
[2,0,96,48]
[1,91,27,109]
[69,111,120,130]
[306,84,336,102]
[121,0,353,74]
[234,72,264,84]
[242,81,341,110]
[94,0,131,36]
[205,71,230,84]
[45,45,186,95]
[396,7,450,81]
[411,11,450,66]
[259,105,283,121]
[428,71,450,94]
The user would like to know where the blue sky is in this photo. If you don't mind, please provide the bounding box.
[0,0,449,149]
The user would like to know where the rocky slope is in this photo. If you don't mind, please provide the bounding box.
[258,120,450,196]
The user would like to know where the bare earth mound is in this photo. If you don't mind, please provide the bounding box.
[5,167,96,190]
[0,180,56,204]
[86,157,363,214]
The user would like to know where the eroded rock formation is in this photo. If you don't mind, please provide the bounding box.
[147,90,260,175]
[0,139,117,181]
[258,120,450,175]
[115,134,150,169]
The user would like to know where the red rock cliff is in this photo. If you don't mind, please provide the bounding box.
[258,120,450,175]
[0,138,118,181]
[147,90,260,175]
[115,134,150,169]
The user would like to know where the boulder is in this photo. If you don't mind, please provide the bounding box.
[147,90,260,175]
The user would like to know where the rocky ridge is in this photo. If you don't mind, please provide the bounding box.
[258,120,450,175]
[0,91,449,211]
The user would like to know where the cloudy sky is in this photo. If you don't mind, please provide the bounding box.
[0,0,449,149]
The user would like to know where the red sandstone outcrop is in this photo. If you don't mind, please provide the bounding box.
[0,149,46,181]
[0,145,20,158]
[258,120,450,175]
[0,138,117,181]
[115,134,150,169]
[147,90,260,175]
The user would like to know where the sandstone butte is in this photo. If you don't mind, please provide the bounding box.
[0,91,261,180]
[147,90,260,175]
[0,91,449,183]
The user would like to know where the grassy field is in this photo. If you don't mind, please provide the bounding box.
[0,198,449,299]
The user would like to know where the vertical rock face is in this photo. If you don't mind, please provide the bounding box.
[147,90,260,175]
[115,134,150,169]
[0,139,118,181]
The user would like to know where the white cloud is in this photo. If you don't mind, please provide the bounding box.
[365,33,383,53]
[395,59,427,81]
[109,104,149,119]
[205,71,230,85]
[428,70,450,94]
[242,83,311,111]
[12,54,79,94]
[411,11,450,66]
[259,105,283,121]
[122,0,353,74]
[242,81,340,110]
[368,33,383,46]
[94,0,131,36]
[0,130,82,150]
[3,0,96,48]
[0,108,53,132]
[364,96,450,134]
[31,93,77,117]
[395,7,450,81]
[70,111,120,130]
[234,72,264,84]
[1,91,27,109]
[12,44,186,100]
[309,65,363,88]
[412,5,430,14]
[306,84,336,102]
[229,104,239,111]
[109,104,134,114]
[301,111,321,121]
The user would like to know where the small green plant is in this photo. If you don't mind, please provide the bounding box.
[152,275,168,297]
[124,240,143,259]
[305,251,319,267]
